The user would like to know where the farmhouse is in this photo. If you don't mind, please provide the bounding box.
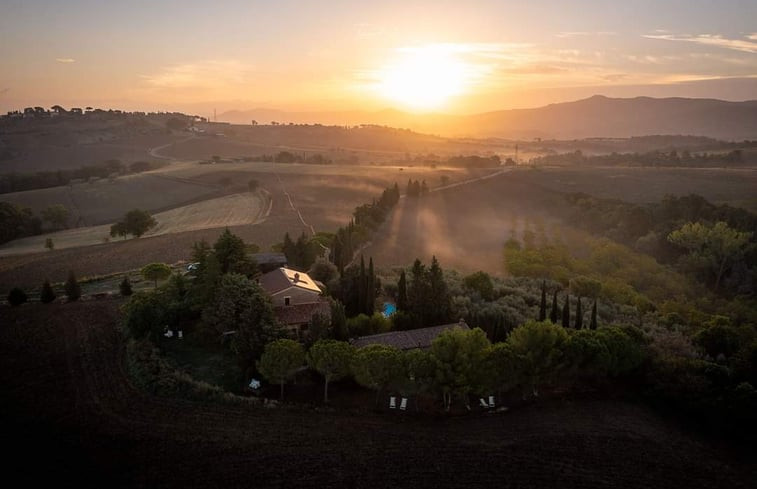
[259,267,330,337]
[351,320,469,351]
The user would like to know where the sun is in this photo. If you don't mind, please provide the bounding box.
[375,46,470,111]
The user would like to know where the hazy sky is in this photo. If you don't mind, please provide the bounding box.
[1,0,756,114]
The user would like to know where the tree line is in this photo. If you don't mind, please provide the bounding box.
[0,159,163,194]
[257,320,645,410]
[531,149,747,168]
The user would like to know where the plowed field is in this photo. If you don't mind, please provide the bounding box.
[2,301,754,488]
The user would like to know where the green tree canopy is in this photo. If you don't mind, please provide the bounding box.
[41,204,69,230]
[307,339,354,403]
[141,263,172,289]
[111,209,157,238]
[213,228,257,276]
[257,339,306,400]
[430,327,491,410]
[506,320,568,397]
[202,273,282,371]
[668,221,752,291]
[351,344,403,404]
[463,271,495,301]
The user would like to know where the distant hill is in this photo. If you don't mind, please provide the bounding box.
[221,96,757,141]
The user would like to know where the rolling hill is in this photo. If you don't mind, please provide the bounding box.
[221,96,757,140]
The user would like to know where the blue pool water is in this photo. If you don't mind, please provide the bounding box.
[382,302,397,317]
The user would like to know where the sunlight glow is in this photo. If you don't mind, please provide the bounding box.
[375,45,473,110]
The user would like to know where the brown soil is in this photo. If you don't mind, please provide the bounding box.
[2,301,754,488]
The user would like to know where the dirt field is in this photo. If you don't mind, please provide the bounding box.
[2,300,754,488]
[517,166,757,212]
[0,164,496,290]
[362,171,562,274]
[2,172,221,226]
[0,192,266,257]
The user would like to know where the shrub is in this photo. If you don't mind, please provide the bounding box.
[64,271,81,301]
[7,287,27,306]
[40,280,56,304]
[119,276,133,296]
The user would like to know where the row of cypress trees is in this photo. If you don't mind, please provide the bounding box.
[538,281,598,330]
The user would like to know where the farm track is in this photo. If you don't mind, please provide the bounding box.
[2,301,755,488]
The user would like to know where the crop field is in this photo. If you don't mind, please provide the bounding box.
[2,172,221,226]
[0,164,494,289]
[0,116,181,172]
[158,124,515,164]
[2,300,754,488]
[0,192,267,257]
[516,166,757,212]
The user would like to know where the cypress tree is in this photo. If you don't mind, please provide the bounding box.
[366,257,375,316]
[358,255,366,314]
[590,300,598,330]
[40,279,56,304]
[561,294,570,328]
[575,296,583,329]
[549,290,559,323]
[397,270,408,311]
[64,270,81,301]
[539,281,547,321]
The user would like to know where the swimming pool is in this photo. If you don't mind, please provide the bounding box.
[382,302,396,317]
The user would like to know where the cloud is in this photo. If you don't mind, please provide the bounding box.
[555,31,615,38]
[55,58,76,63]
[644,33,757,54]
[141,60,254,89]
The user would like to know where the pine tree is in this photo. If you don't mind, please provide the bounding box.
[539,281,547,321]
[119,276,133,296]
[397,270,408,311]
[575,296,583,329]
[561,294,570,328]
[590,300,598,330]
[366,257,375,316]
[549,290,559,323]
[64,270,81,301]
[40,279,56,304]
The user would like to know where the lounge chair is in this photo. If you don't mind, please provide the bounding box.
[400,398,407,411]
[389,396,397,409]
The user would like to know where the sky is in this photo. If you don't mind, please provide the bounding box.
[1,0,756,115]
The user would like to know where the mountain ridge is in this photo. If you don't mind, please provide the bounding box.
[220,95,757,140]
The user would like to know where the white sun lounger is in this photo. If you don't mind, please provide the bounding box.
[389,396,397,409]
[479,398,488,408]
[400,398,407,411]
[489,395,495,408]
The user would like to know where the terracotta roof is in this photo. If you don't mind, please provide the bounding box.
[351,321,470,350]
[274,300,331,326]
[259,267,322,295]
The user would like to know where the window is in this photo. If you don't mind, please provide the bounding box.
[284,296,291,306]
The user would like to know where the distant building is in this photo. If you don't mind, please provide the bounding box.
[259,267,330,338]
[350,320,470,351]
